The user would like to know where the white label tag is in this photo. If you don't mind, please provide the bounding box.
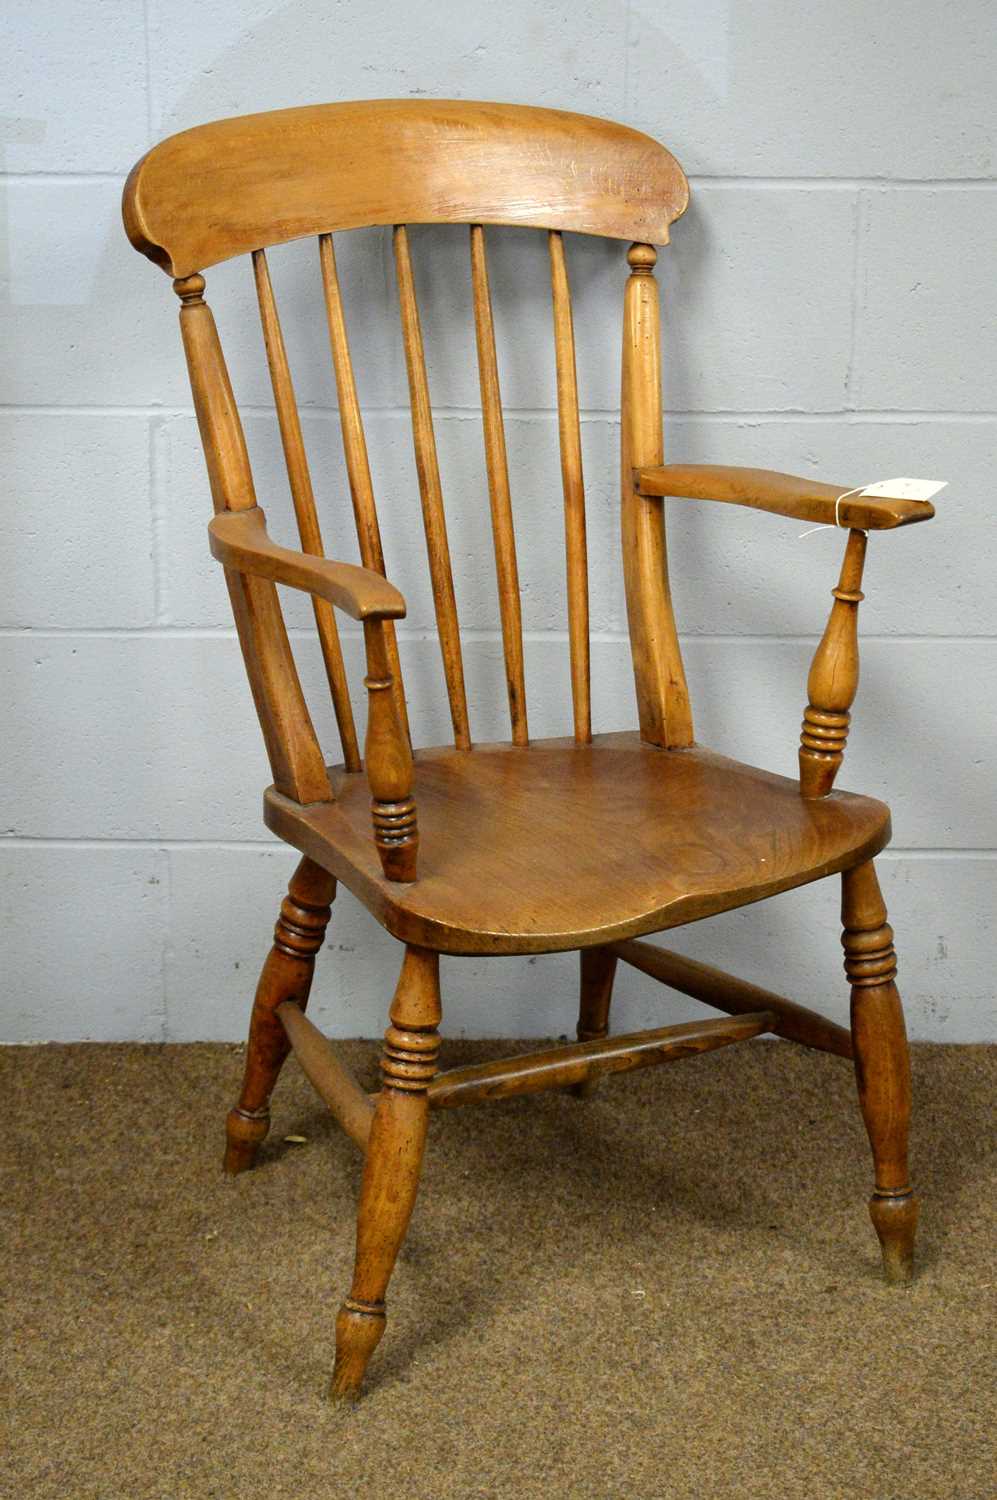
[858,477,947,502]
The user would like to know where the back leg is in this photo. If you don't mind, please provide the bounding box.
[224,856,336,1174]
[571,947,617,1099]
[841,860,918,1282]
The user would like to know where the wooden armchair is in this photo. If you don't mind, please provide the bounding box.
[123,100,934,1400]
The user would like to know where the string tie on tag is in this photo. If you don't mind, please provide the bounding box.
[798,486,866,541]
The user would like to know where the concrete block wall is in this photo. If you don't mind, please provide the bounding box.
[3,1,995,1043]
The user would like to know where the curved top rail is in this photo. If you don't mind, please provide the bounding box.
[123,98,689,276]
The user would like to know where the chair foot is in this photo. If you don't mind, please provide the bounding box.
[869,1191,919,1284]
[222,857,336,1175]
[223,1105,270,1175]
[330,1300,386,1402]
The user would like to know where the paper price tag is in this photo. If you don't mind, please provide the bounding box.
[857,478,947,502]
[798,475,947,539]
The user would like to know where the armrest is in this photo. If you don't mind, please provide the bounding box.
[635,464,935,531]
[208,506,406,620]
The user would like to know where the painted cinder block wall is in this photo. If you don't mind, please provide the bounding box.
[2,1,995,1043]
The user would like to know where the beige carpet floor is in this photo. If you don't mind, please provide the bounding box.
[3,1039,995,1499]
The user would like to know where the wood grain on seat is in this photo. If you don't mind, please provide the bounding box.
[265,734,890,954]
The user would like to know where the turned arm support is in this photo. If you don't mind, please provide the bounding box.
[798,528,867,798]
[634,464,936,531]
[208,506,406,620]
[210,505,418,882]
[635,464,936,800]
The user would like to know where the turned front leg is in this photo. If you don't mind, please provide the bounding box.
[800,528,867,798]
[224,857,336,1173]
[363,618,418,882]
[331,946,441,1400]
[842,861,918,1282]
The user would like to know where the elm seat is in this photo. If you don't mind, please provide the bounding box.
[265,733,891,955]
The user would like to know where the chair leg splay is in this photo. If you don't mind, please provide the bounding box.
[223,857,336,1174]
[331,946,442,1401]
[842,860,919,1283]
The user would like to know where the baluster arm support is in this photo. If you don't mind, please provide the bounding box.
[362,619,419,883]
[798,528,867,798]
[633,462,936,799]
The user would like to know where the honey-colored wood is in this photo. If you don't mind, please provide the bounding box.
[393,225,471,750]
[266,735,892,955]
[363,619,419,883]
[174,275,255,514]
[470,224,529,745]
[124,99,689,278]
[612,938,853,1059]
[319,232,410,741]
[224,858,336,1173]
[127,99,936,1401]
[548,230,591,743]
[208,507,406,619]
[841,861,918,1282]
[276,1001,374,1150]
[800,529,867,798]
[252,249,360,770]
[572,946,617,1098]
[428,1013,773,1110]
[620,245,692,748]
[176,276,332,806]
[636,464,936,530]
[332,946,441,1401]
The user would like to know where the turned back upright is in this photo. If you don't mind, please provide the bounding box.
[123,99,694,798]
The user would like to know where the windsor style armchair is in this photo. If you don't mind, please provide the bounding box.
[123,99,934,1400]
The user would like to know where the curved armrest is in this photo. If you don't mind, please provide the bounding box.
[209,506,406,620]
[635,464,935,531]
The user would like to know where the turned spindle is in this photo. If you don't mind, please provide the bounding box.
[841,861,918,1283]
[331,946,441,1400]
[799,528,867,798]
[363,618,418,882]
[223,857,336,1174]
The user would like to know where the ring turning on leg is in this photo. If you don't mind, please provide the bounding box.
[842,860,918,1283]
[331,945,442,1400]
[224,857,336,1174]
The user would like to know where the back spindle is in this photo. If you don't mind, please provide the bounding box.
[469,224,529,747]
[393,225,471,751]
[318,232,410,745]
[252,250,360,770]
[548,230,591,743]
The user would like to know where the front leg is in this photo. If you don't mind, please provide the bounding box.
[331,945,441,1400]
[224,857,336,1173]
[842,860,918,1282]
